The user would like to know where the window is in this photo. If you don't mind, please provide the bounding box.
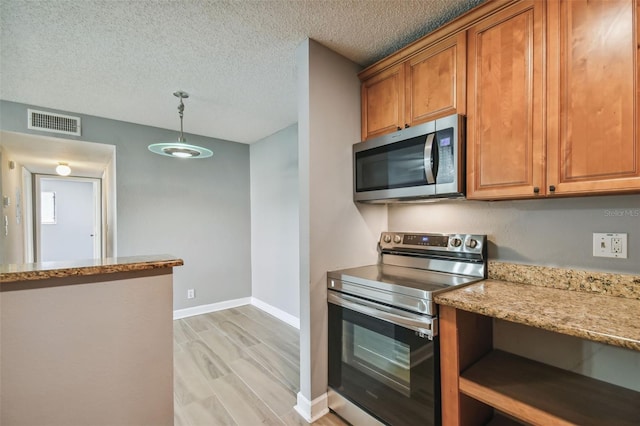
[41,191,56,224]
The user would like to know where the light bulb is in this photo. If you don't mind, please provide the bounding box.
[56,163,71,176]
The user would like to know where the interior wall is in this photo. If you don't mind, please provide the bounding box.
[250,124,300,319]
[102,152,117,258]
[388,195,639,273]
[296,38,387,412]
[388,195,640,390]
[0,100,252,310]
[0,146,25,264]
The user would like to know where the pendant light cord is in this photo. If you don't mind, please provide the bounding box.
[177,95,186,143]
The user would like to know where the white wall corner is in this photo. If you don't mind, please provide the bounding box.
[173,297,251,320]
[251,297,300,329]
[294,391,329,423]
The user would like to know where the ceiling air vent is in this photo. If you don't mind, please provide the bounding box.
[27,109,81,136]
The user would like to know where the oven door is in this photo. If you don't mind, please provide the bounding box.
[328,291,440,426]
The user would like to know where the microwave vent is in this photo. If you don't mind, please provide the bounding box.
[27,109,81,136]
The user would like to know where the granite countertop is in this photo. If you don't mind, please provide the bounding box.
[0,255,184,284]
[435,279,640,352]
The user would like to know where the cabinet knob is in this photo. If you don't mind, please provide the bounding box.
[397,126,402,131]
[404,124,410,129]
[533,187,540,194]
[549,185,556,192]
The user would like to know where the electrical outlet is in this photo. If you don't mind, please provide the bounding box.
[593,233,627,259]
[187,289,195,299]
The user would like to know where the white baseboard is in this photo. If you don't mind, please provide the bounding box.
[172,297,301,329]
[173,297,251,320]
[294,392,329,423]
[251,297,300,329]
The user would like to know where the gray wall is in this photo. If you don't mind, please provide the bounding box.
[388,195,640,273]
[0,100,252,310]
[250,124,300,318]
[296,39,387,414]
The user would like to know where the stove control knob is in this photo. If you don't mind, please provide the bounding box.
[451,238,462,247]
[466,239,478,249]
[393,234,402,244]
[383,234,392,243]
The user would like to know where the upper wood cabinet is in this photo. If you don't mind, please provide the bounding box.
[546,0,640,196]
[360,32,466,141]
[468,0,640,200]
[361,63,405,140]
[405,32,467,129]
[466,0,545,200]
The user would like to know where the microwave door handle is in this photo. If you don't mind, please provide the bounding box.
[328,291,435,338]
[423,133,436,184]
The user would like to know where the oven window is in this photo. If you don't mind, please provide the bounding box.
[347,323,412,396]
[328,301,440,426]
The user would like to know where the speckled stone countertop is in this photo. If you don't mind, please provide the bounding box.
[435,279,640,352]
[0,255,184,284]
[489,261,640,300]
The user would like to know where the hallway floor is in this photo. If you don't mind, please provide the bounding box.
[173,305,347,425]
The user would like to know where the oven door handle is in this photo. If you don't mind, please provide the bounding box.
[328,291,437,339]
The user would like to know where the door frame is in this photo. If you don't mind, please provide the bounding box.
[34,174,102,262]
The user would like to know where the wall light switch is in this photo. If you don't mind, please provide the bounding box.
[593,233,628,259]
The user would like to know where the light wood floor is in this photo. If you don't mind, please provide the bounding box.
[173,305,348,426]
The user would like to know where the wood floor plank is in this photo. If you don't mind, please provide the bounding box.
[183,313,218,333]
[174,396,192,426]
[246,343,300,394]
[262,336,299,367]
[183,339,232,381]
[229,357,296,417]
[182,395,237,426]
[211,318,261,347]
[198,327,250,363]
[280,410,348,426]
[210,372,284,425]
[174,319,199,345]
[233,305,299,343]
[174,357,216,407]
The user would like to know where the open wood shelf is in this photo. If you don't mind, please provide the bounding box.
[485,412,525,426]
[459,350,640,426]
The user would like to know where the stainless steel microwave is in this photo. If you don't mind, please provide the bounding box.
[353,114,464,203]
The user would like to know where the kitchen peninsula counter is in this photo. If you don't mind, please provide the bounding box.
[1,255,181,426]
[0,254,184,284]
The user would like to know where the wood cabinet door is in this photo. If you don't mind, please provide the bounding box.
[361,63,405,140]
[405,31,467,127]
[466,0,545,200]
[547,0,640,195]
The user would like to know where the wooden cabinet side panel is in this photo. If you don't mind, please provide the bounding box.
[466,0,545,200]
[440,305,462,426]
[440,306,493,426]
[547,0,640,195]
[361,64,404,140]
[406,32,467,126]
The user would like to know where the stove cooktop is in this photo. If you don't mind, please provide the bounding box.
[328,264,481,300]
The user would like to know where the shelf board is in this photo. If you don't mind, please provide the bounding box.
[459,350,640,426]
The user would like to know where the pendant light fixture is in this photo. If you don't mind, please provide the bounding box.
[55,162,71,176]
[148,91,213,159]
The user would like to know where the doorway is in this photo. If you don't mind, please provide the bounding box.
[34,175,102,262]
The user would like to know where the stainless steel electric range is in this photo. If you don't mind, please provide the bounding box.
[327,232,487,426]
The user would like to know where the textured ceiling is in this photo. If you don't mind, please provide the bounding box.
[1,0,483,144]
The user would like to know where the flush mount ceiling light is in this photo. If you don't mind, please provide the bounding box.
[148,91,213,159]
[56,162,71,176]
